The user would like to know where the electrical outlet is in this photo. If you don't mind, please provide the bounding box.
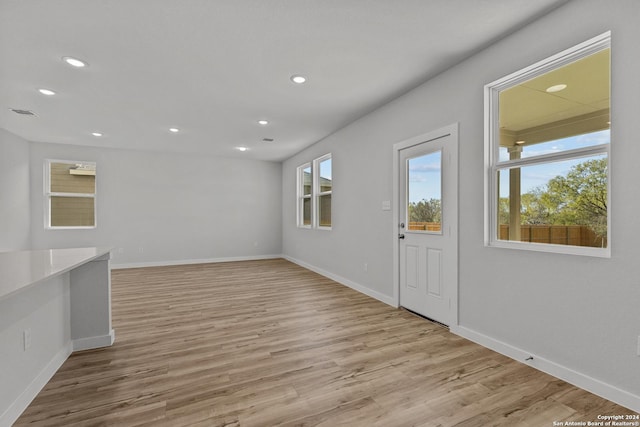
[637,335,640,357]
[363,263,368,272]
[23,328,31,351]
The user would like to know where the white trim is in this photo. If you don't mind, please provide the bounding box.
[392,123,459,324]
[489,239,610,258]
[72,329,115,351]
[451,325,640,413]
[284,255,396,307]
[111,254,283,269]
[0,342,73,427]
[45,226,97,231]
[495,143,609,169]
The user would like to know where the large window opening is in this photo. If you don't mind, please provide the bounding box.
[486,32,610,256]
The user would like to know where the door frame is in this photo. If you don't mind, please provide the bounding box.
[392,123,459,327]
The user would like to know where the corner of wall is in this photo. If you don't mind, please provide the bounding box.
[0,129,32,251]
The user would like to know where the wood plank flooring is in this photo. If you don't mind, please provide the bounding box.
[15,259,634,426]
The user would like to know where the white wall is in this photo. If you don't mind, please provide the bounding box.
[29,142,283,266]
[282,0,640,410]
[0,274,71,425]
[0,129,31,251]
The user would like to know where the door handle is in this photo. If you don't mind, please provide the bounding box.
[398,234,405,239]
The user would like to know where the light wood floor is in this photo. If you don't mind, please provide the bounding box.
[15,259,633,426]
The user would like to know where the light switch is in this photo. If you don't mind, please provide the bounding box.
[382,200,391,211]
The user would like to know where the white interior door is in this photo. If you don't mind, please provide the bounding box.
[397,127,458,326]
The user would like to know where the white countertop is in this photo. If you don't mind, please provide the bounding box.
[0,247,112,301]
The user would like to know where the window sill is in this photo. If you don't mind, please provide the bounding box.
[46,226,97,231]
[487,239,610,258]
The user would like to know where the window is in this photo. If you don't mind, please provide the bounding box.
[485,32,610,256]
[297,154,332,229]
[297,163,312,227]
[316,154,332,228]
[45,160,97,228]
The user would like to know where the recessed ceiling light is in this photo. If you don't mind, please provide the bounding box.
[236,146,248,152]
[546,84,567,93]
[290,75,307,84]
[91,132,103,137]
[62,56,87,68]
[515,140,525,145]
[38,88,56,96]
[169,127,180,133]
[258,120,269,125]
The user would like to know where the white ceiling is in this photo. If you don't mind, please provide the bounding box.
[0,0,568,161]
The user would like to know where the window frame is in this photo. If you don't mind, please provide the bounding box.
[484,32,611,257]
[314,153,332,230]
[296,153,332,230]
[45,159,97,230]
[296,162,312,228]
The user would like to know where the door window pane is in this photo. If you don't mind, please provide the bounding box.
[408,151,442,232]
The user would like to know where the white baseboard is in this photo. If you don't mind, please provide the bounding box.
[283,255,396,307]
[451,325,640,413]
[72,329,115,352]
[0,342,73,427]
[112,254,283,269]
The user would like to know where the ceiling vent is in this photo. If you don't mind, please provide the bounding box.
[262,138,274,142]
[9,108,36,116]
